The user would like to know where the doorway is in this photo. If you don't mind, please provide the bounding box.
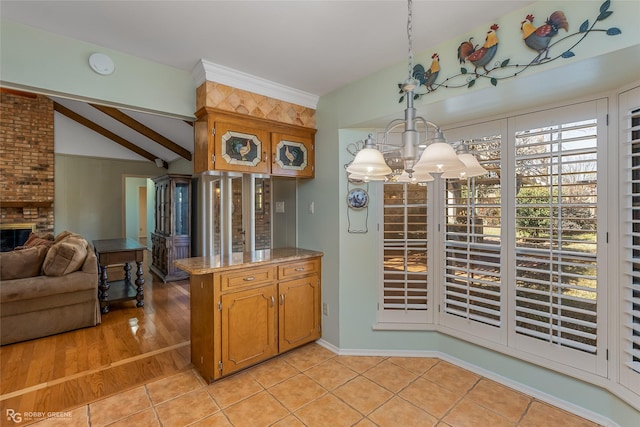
[125,176,154,249]
[138,186,148,246]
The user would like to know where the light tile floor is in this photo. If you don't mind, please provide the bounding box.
[32,343,599,427]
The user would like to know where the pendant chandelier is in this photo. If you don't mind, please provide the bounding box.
[346,0,486,182]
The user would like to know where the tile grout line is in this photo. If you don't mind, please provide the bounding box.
[516,399,536,426]
[437,374,482,424]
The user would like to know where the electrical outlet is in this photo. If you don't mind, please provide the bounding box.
[322,303,328,316]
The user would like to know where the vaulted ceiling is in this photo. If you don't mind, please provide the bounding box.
[51,96,194,167]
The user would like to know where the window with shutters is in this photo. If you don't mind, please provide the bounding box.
[376,99,609,378]
[443,134,503,341]
[621,86,640,395]
[511,100,607,375]
[379,182,431,323]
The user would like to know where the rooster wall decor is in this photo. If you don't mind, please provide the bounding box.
[521,11,569,63]
[412,53,440,93]
[399,0,621,102]
[457,24,500,75]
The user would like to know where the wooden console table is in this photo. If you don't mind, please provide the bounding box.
[93,238,145,313]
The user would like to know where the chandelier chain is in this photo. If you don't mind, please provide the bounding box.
[344,0,487,182]
[407,0,413,81]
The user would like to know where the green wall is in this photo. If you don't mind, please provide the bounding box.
[0,21,195,119]
[303,1,640,425]
[55,155,163,242]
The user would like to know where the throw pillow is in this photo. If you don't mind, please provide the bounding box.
[15,232,55,250]
[0,246,49,280]
[54,230,81,243]
[42,236,88,276]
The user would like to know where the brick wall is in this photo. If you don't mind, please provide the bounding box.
[0,90,55,233]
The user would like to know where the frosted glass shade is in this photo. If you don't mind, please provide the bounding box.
[348,172,387,182]
[441,153,488,179]
[413,142,465,173]
[346,148,392,178]
[395,170,434,183]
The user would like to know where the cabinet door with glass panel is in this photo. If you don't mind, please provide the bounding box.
[271,131,315,178]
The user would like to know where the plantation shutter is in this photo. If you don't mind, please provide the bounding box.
[621,86,640,395]
[379,182,430,323]
[442,129,504,341]
[511,100,606,374]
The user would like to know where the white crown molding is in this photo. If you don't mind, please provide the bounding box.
[191,59,318,110]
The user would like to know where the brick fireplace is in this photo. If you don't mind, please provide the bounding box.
[0,89,55,240]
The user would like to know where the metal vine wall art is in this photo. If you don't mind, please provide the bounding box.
[399,0,622,102]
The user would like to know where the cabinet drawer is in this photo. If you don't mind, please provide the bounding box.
[278,258,320,280]
[218,266,276,292]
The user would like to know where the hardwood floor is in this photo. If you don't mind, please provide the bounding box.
[0,254,192,421]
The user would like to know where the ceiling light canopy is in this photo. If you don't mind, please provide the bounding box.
[346,0,486,183]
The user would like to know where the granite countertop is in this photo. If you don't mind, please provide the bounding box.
[174,247,323,275]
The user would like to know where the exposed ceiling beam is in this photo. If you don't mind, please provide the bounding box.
[1,87,38,99]
[90,104,192,161]
[54,102,168,168]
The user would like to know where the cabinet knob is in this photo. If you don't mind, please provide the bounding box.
[280,294,285,305]
[270,296,275,307]
[243,276,255,282]
[295,267,305,272]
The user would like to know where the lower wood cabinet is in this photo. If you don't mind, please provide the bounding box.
[279,263,321,353]
[221,284,277,376]
[190,256,321,382]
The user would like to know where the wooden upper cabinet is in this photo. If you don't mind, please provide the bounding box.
[194,108,316,178]
[213,121,270,174]
[271,132,315,178]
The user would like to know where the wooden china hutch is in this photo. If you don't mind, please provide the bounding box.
[150,174,192,282]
